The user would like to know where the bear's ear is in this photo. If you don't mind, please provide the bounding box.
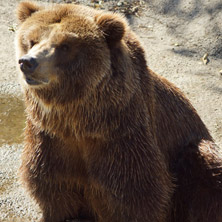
[95,13,127,45]
[16,1,42,23]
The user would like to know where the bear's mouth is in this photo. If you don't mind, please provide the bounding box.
[25,77,49,86]
[26,77,41,85]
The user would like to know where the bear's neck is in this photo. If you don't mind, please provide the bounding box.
[24,84,138,141]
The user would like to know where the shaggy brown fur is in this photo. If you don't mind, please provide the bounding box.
[15,2,222,222]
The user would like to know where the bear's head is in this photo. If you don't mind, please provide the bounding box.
[16,2,130,105]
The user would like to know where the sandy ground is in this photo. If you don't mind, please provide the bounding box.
[0,0,221,221]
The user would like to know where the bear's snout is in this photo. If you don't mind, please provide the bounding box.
[19,55,38,74]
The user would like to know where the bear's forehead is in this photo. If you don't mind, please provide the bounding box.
[25,25,79,45]
[23,5,99,39]
[28,4,96,25]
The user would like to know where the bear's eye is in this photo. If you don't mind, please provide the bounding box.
[29,40,37,48]
[60,44,69,52]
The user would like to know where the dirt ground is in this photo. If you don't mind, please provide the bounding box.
[0,0,221,221]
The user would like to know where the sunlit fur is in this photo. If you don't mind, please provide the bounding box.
[15,2,222,222]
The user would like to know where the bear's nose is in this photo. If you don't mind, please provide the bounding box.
[18,56,38,74]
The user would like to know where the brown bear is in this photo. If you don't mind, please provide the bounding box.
[15,1,222,222]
